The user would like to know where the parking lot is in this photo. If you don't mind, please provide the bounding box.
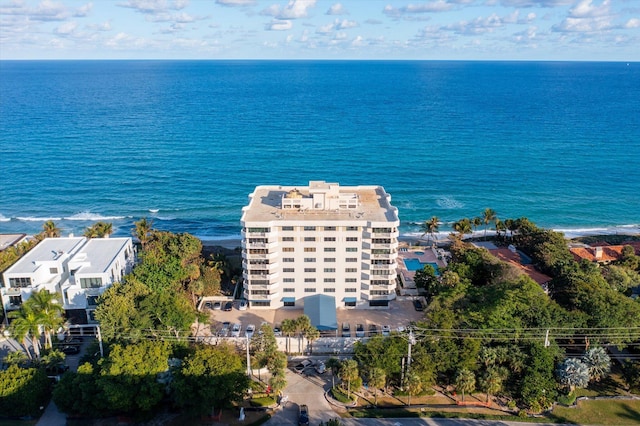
[204,297,426,339]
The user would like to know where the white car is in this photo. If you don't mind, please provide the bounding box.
[238,300,248,311]
[245,324,256,338]
[231,323,242,337]
[381,325,391,336]
[315,361,326,374]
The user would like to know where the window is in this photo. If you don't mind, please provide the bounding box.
[253,301,271,307]
[346,237,358,242]
[324,288,336,292]
[345,287,357,292]
[324,278,335,283]
[283,247,295,252]
[324,258,336,263]
[304,268,316,273]
[283,257,294,262]
[283,278,295,283]
[282,226,294,231]
[304,237,316,242]
[371,290,388,295]
[252,280,269,285]
[304,278,316,283]
[324,268,336,273]
[324,237,336,242]
[283,268,295,273]
[49,267,58,274]
[304,247,316,252]
[283,288,295,292]
[346,226,358,231]
[304,258,316,262]
[87,295,99,306]
[251,290,270,295]
[8,296,22,307]
[284,299,296,307]
[345,300,357,307]
[324,226,336,231]
[303,226,316,231]
[282,237,294,242]
[345,268,357,273]
[9,277,30,288]
[80,277,103,288]
[346,247,358,252]
[248,227,270,233]
[346,258,358,262]
[371,280,390,285]
[345,278,357,283]
[371,269,389,275]
[304,288,316,292]
[324,247,336,252]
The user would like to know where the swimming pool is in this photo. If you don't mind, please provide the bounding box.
[414,251,425,255]
[404,259,439,274]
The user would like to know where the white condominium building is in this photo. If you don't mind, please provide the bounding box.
[241,181,400,309]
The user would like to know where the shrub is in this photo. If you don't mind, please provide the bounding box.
[331,387,355,404]
[249,396,276,407]
[557,392,577,406]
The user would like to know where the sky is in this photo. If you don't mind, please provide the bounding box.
[1,0,639,60]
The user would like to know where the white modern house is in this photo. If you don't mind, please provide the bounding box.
[240,181,400,311]
[1,237,135,324]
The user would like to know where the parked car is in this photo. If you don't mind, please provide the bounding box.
[315,360,326,374]
[341,322,351,337]
[223,301,233,311]
[203,301,214,310]
[368,324,378,336]
[245,324,256,338]
[273,325,282,336]
[356,323,365,337]
[62,336,83,346]
[212,301,222,310]
[238,300,248,311]
[381,325,391,336]
[60,345,80,355]
[298,404,309,426]
[294,359,313,374]
[219,324,229,337]
[231,323,242,337]
[413,299,424,311]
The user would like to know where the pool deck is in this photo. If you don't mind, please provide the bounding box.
[397,243,448,295]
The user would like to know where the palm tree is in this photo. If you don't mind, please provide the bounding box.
[480,367,503,403]
[339,359,359,399]
[452,218,472,239]
[84,221,113,238]
[482,208,497,238]
[133,217,154,249]
[557,358,590,392]
[405,371,423,406]
[27,289,64,349]
[420,216,439,246]
[294,315,311,353]
[494,219,506,238]
[504,218,517,239]
[8,304,43,360]
[304,326,320,355]
[584,347,611,382]
[368,367,386,406]
[281,319,296,354]
[42,220,61,238]
[472,217,482,236]
[455,368,476,401]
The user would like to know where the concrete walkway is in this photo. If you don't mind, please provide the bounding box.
[36,400,66,426]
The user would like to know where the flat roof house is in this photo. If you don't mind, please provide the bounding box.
[1,237,135,324]
[241,181,400,310]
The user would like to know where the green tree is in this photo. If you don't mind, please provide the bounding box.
[452,218,472,239]
[26,289,64,349]
[414,264,438,299]
[42,220,61,238]
[482,208,497,238]
[404,371,423,406]
[94,278,151,342]
[97,341,170,413]
[455,368,475,401]
[53,362,106,416]
[368,367,386,406]
[138,291,195,339]
[0,365,50,417]
[281,318,296,354]
[420,216,440,246]
[304,326,320,354]
[83,221,113,238]
[480,367,503,403]
[294,315,312,353]
[2,350,29,367]
[472,217,482,235]
[172,344,250,417]
[557,358,590,392]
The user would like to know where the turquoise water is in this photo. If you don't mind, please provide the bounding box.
[0,61,639,239]
[404,259,440,274]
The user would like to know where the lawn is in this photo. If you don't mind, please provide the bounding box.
[551,399,640,425]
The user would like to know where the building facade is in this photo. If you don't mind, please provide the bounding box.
[241,181,400,309]
[1,237,135,324]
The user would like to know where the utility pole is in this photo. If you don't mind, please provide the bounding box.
[246,334,251,377]
[96,325,104,358]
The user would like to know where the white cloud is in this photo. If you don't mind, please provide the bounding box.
[86,20,112,31]
[383,1,453,18]
[55,20,77,35]
[444,13,506,35]
[262,0,317,19]
[216,0,256,5]
[265,19,292,30]
[500,0,572,6]
[336,19,357,29]
[326,3,347,15]
[316,22,334,34]
[74,3,93,17]
[625,18,640,29]
[553,0,614,32]
[119,0,188,14]
[350,35,364,46]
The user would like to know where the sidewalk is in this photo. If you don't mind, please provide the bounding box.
[37,400,66,426]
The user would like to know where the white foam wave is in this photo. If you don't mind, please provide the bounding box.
[64,212,126,221]
[436,197,464,209]
[149,209,160,213]
[16,216,62,222]
[0,214,10,222]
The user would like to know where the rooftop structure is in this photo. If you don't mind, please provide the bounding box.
[0,234,28,251]
[241,181,400,309]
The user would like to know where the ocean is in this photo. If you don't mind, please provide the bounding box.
[1,60,639,241]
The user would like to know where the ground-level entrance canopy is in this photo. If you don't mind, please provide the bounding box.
[304,294,338,331]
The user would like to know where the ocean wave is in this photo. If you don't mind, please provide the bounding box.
[16,216,63,222]
[64,212,126,221]
[149,209,160,213]
[0,214,10,222]
[436,197,464,209]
